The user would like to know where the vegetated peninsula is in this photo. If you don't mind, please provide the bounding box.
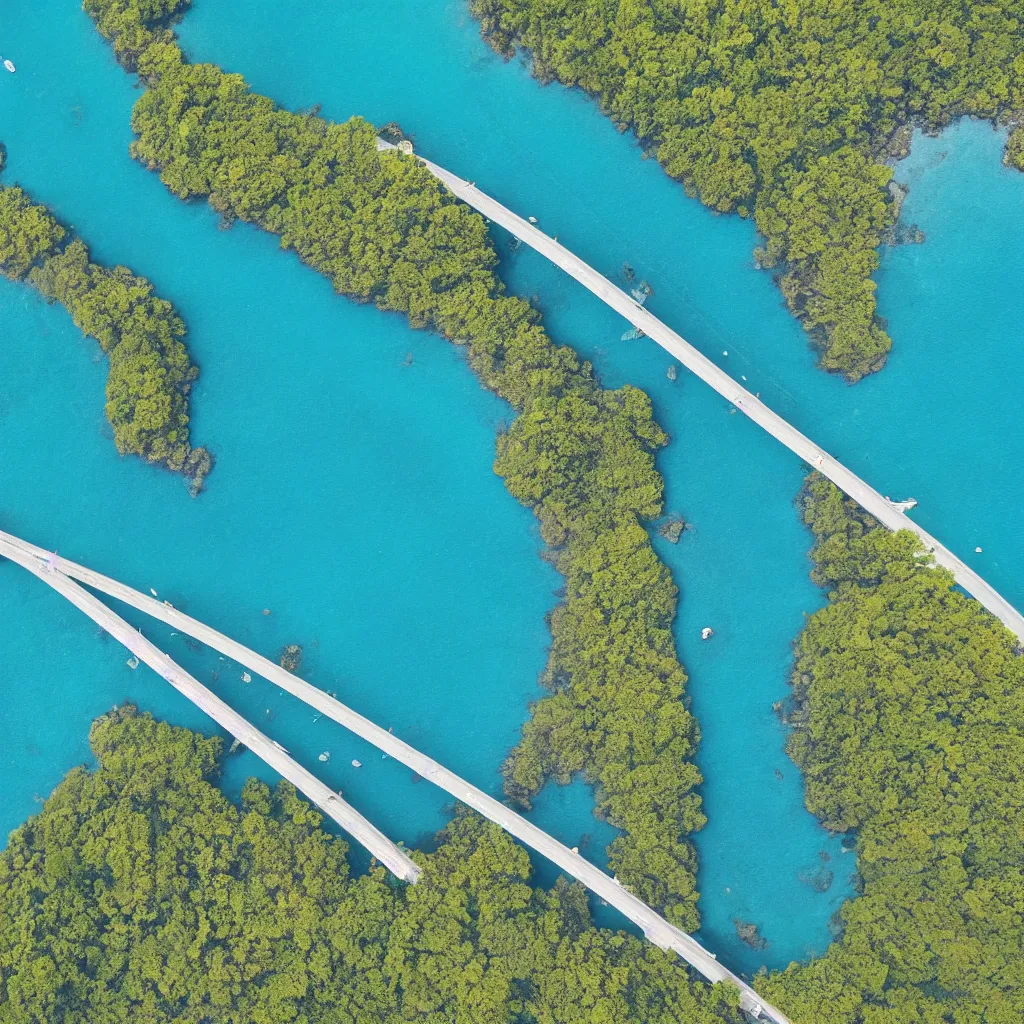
[760,475,1024,1020]
[0,146,212,494]
[470,0,1024,381]
[67,3,1024,1022]
[85,0,706,929]
[0,707,745,1024]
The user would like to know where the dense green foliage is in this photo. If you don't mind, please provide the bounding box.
[0,175,66,280]
[757,475,1024,1021]
[0,708,745,1024]
[470,0,1024,380]
[84,0,191,70]
[75,6,1024,1016]
[83,0,705,927]
[0,149,211,491]
[31,241,211,486]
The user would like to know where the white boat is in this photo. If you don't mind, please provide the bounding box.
[4,60,15,74]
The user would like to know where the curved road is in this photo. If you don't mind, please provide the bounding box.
[0,537,420,884]
[0,527,789,1024]
[377,139,1024,642]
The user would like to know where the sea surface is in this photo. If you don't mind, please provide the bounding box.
[1,0,1022,979]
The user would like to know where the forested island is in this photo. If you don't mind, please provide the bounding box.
[0,146,211,493]
[84,0,706,929]
[760,475,1024,1020]
[0,707,743,1024]
[2,2,1011,1022]
[470,0,1024,381]
[3,507,1021,1024]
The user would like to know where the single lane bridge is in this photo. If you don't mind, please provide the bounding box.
[0,527,788,1024]
[377,139,1024,643]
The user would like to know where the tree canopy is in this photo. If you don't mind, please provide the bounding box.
[470,0,1024,379]
[0,707,744,1024]
[0,147,211,491]
[75,11,1024,1017]
[82,0,707,929]
[757,475,1024,1021]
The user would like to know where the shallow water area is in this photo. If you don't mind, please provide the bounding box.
[0,0,560,880]
[497,115,1024,969]
[0,0,1021,982]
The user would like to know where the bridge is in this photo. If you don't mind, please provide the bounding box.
[0,536,421,882]
[4,141,1014,1024]
[378,139,1024,644]
[0,527,790,1024]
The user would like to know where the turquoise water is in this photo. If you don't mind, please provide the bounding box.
[2,0,1022,981]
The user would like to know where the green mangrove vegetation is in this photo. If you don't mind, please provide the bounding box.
[72,8,1024,1020]
[470,0,1024,381]
[0,707,746,1024]
[0,145,211,493]
[83,0,705,928]
[757,475,1024,1021]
